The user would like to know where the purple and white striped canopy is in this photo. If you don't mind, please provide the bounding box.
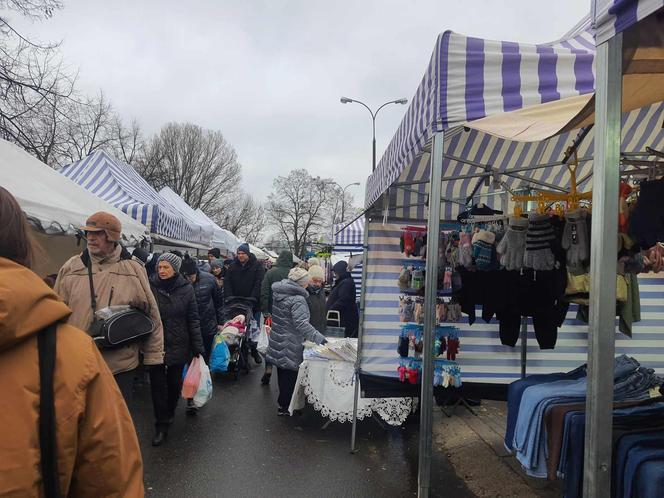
[366,17,596,209]
[333,217,365,246]
[592,0,664,45]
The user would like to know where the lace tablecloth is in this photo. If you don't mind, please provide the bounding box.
[288,359,413,426]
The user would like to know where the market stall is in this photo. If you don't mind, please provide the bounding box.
[0,139,149,275]
[60,150,212,249]
[333,217,364,300]
[354,6,664,497]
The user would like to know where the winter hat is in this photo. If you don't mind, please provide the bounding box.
[158,252,182,273]
[210,259,222,270]
[132,247,150,265]
[181,257,198,276]
[333,260,348,275]
[208,248,221,259]
[307,257,320,267]
[237,243,251,256]
[308,264,325,281]
[288,267,310,285]
[82,211,122,243]
[524,213,556,271]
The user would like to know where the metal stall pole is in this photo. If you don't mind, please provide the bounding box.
[583,33,622,498]
[520,318,528,379]
[418,130,445,498]
[351,212,371,453]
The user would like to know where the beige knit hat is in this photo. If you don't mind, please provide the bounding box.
[288,267,310,285]
[307,257,320,267]
[308,264,325,281]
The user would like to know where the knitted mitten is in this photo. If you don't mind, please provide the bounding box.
[459,232,473,268]
[497,216,528,271]
[561,209,589,274]
[472,230,496,270]
[524,213,556,270]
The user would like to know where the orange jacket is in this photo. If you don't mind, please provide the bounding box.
[0,257,144,497]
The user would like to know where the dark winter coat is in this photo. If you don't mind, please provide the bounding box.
[307,285,327,334]
[266,279,326,371]
[224,253,265,312]
[151,274,204,365]
[261,250,294,314]
[327,271,359,338]
[191,270,224,337]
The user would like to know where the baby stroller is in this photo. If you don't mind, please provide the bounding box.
[220,297,255,379]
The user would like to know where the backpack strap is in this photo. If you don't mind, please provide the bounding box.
[84,251,98,314]
[38,324,61,498]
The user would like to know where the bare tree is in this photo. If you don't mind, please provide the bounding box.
[327,184,358,226]
[136,122,242,214]
[216,194,266,245]
[268,169,330,258]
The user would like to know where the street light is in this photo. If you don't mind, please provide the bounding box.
[340,96,408,172]
[338,181,360,221]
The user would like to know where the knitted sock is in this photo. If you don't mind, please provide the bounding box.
[472,230,496,270]
[524,213,556,270]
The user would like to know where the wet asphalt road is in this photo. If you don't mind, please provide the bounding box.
[127,364,474,498]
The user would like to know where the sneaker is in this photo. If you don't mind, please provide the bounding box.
[277,407,289,416]
[252,349,263,364]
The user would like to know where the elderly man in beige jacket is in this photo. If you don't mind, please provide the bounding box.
[55,212,165,438]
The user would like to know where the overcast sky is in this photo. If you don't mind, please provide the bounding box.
[15,0,588,205]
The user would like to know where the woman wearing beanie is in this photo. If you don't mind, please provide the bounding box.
[307,264,327,334]
[149,252,204,445]
[266,267,327,415]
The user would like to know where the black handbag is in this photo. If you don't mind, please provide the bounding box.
[86,255,155,349]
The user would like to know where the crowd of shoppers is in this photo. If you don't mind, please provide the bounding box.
[2,184,360,495]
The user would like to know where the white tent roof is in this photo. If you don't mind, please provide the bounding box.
[1,139,149,244]
[249,244,269,261]
[193,208,241,254]
[157,187,215,248]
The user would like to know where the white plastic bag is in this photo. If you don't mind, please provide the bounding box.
[249,318,261,342]
[257,323,270,355]
[193,357,213,408]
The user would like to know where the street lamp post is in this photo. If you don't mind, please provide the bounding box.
[338,181,360,222]
[340,96,408,171]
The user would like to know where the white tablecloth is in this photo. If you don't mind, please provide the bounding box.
[288,359,413,426]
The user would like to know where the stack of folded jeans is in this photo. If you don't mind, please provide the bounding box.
[505,355,662,490]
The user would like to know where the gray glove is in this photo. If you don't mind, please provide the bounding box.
[497,216,528,271]
[561,209,589,275]
[523,213,556,271]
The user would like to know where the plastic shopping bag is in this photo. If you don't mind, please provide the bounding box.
[193,357,213,408]
[181,356,201,399]
[257,322,270,355]
[210,333,230,373]
[249,318,260,342]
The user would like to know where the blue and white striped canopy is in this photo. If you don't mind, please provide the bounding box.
[366,7,664,220]
[60,151,211,247]
[334,217,365,246]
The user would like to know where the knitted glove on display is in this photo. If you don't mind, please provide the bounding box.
[472,230,496,270]
[561,209,589,274]
[496,216,528,271]
[524,213,556,271]
[398,267,411,291]
[459,232,473,269]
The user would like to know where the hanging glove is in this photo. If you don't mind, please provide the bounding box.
[524,213,556,271]
[472,230,496,270]
[459,232,473,269]
[398,267,411,291]
[561,209,589,274]
[497,216,528,271]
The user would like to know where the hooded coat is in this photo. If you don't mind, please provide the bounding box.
[260,250,294,314]
[54,245,164,374]
[191,270,224,337]
[0,257,144,497]
[307,285,327,334]
[327,262,359,338]
[266,279,326,370]
[151,274,205,365]
[224,252,265,313]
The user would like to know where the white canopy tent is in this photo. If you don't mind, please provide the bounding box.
[0,139,150,274]
[193,208,242,254]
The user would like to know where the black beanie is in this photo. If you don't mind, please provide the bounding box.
[208,248,221,259]
[181,257,198,276]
